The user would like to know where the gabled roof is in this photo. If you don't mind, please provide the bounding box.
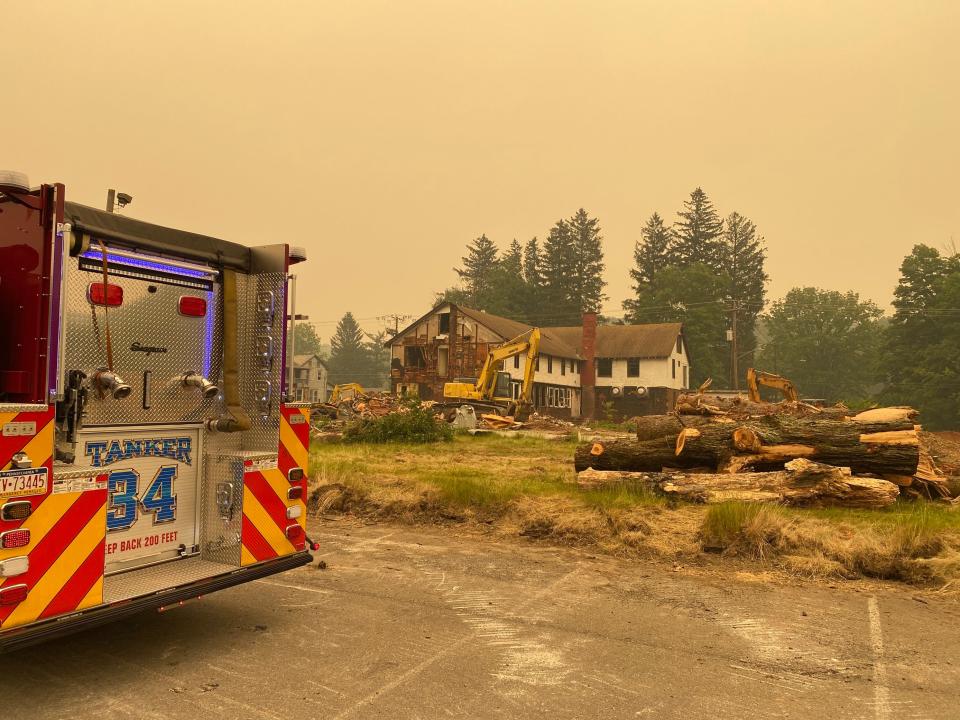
[456,307,579,358]
[293,353,328,368]
[387,304,684,361]
[548,323,685,360]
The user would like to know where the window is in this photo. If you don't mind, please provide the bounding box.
[546,355,553,373]
[676,335,682,354]
[627,358,640,377]
[535,355,540,371]
[317,369,323,380]
[672,359,676,379]
[404,346,427,368]
[597,359,613,377]
[514,355,520,369]
[438,313,450,334]
[544,386,571,408]
[683,364,688,387]
[561,358,565,376]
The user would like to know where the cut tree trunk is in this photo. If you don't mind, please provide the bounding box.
[574,437,721,473]
[583,414,920,475]
[575,459,899,508]
[633,414,722,441]
[728,414,920,475]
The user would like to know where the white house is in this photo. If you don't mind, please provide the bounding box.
[291,353,329,403]
[385,304,690,418]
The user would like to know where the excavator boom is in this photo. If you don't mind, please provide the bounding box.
[442,328,541,419]
[746,368,799,402]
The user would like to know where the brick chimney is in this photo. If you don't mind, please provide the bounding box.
[580,312,597,420]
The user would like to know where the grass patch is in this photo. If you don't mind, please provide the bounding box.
[699,500,960,584]
[701,503,788,559]
[309,433,960,586]
[579,483,667,511]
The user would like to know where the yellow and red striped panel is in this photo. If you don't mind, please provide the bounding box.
[0,406,54,475]
[0,406,108,630]
[240,405,309,565]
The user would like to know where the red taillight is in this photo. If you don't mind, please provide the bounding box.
[287,486,303,500]
[0,502,32,521]
[88,282,123,306]
[0,529,30,549]
[178,296,207,317]
[285,524,305,544]
[0,584,28,606]
[288,467,304,483]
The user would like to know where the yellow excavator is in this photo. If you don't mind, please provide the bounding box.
[746,368,799,403]
[441,328,541,421]
[313,383,368,419]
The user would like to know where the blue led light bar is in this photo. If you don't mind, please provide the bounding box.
[81,249,214,279]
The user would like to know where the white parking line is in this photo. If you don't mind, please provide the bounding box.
[867,596,891,720]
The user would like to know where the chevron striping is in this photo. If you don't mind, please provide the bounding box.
[5,504,106,627]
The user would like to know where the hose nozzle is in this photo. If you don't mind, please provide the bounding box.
[181,372,219,399]
[93,369,132,400]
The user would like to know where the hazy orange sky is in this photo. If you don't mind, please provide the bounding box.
[4,1,958,340]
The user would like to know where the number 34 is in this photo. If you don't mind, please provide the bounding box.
[107,465,178,532]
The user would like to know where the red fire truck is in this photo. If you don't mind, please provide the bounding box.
[0,172,314,651]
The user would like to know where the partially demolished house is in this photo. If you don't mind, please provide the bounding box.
[386,303,691,418]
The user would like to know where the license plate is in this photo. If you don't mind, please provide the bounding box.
[0,467,49,499]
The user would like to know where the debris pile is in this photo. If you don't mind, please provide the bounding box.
[573,399,956,508]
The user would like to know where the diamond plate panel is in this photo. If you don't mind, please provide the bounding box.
[200,451,245,565]
[61,257,224,426]
[103,556,236,604]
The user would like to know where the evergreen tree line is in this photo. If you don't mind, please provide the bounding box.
[437,207,607,327]
[321,188,960,429]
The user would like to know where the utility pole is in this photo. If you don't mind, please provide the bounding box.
[730,300,740,391]
[379,313,412,337]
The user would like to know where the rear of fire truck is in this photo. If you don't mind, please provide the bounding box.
[0,172,312,652]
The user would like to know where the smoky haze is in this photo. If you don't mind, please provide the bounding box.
[3,0,958,337]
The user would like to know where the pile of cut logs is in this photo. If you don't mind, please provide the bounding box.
[573,393,954,508]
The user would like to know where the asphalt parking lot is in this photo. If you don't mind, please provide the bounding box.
[3,520,958,720]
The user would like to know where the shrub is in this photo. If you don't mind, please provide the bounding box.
[342,399,453,444]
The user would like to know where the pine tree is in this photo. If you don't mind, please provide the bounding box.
[522,237,543,289]
[721,212,768,370]
[486,239,528,320]
[630,212,673,287]
[328,311,371,385]
[454,234,499,308]
[672,187,725,268]
[567,208,607,315]
[541,219,579,325]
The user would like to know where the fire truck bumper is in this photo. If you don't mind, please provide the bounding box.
[0,551,312,653]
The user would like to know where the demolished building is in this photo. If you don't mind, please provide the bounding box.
[385,304,691,419]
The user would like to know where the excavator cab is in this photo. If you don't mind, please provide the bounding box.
[492,371,512,400]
